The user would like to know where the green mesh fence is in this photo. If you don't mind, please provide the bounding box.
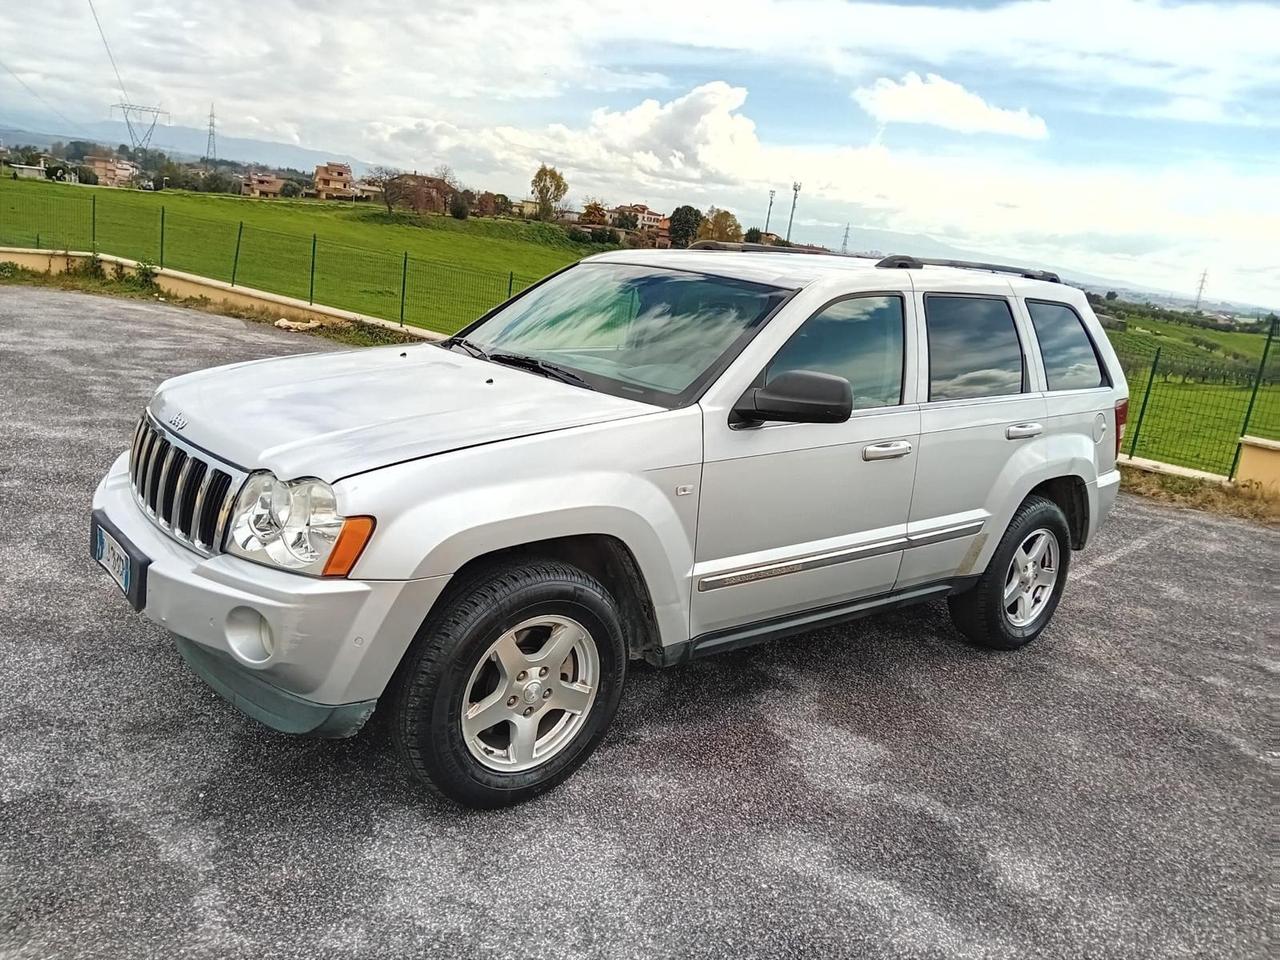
[0,187,539,334]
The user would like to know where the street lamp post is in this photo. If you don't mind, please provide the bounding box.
[764,189,776,235]
[786,182,801,243]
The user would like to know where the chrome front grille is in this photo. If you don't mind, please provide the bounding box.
[128,414,242,555]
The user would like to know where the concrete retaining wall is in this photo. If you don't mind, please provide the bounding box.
[0,247,442,341]
[1236,436,1280,491]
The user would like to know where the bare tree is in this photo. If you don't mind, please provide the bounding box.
[365,165,407,215]
[432,163,462,191]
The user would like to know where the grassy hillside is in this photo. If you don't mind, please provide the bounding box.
[0,176,603,331]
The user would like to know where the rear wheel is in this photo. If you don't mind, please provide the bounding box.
[947,495,1071,650]
[390,559,626,808]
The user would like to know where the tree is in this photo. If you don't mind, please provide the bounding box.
[75,165,98,185]
[1105,290,1118,301]
[614,210,638,231]
[365,165,407,214]
[744,226,762,243]
[433,164,462,191]
[668,205,704,248]
[493,193,512,216]
[280,180,302,198]
[449,192,469,219]
[697,207,744,243]
[531,164,568,221]
[580,197,608,225]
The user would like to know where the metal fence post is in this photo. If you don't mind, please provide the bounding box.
[159,207,165,268]
[91,194,97,252]
[1127,347,1161,458]
[230,221,244,285]
[507,271,514,298]
[1228,317,1276,479]
[399,251,408,326]
[308,233,317,304]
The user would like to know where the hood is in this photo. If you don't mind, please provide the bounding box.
[149,344,660,481]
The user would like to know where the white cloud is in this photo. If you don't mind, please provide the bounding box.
[381,81,1277,305]
[853,73,1048,139]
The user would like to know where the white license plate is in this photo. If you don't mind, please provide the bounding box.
[95,526,131,595]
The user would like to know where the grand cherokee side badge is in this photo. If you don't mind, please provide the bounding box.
[168,412,188,431]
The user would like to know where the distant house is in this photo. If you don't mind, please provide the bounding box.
[8,161,47,180]
[388,174,457,214]
[512,198,540,218]
[313,162,355,200]
[655,216,671,248]
[83,154,139,187]
[611,203,665,230]
[242,172,287,198]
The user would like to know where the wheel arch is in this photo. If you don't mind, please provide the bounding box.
[1027,475,1090,549]
[435,533,665,664]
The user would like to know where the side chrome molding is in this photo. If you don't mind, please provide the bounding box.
[696,519,984,592]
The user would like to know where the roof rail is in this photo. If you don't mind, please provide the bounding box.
[687,240,832,256]
[876,254,1060,283]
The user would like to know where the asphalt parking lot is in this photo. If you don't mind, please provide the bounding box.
[0,286,1275,960]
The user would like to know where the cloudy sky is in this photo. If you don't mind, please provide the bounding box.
[2,0,1277,306]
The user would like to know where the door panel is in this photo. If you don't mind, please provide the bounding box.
[896,288,1046,589]
[693,409,920,636]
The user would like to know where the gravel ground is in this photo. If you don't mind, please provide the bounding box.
[0,287,1275,960]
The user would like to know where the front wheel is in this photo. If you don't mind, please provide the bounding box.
[389,559,626,808]
[947,495,1071,650]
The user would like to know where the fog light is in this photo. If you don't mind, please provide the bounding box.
[226,606,274,664]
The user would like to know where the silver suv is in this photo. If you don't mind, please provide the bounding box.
[91,246,1127,807]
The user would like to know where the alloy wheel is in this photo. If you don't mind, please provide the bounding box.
[460,615,600,772]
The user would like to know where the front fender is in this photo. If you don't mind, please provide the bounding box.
[335,411,703,650]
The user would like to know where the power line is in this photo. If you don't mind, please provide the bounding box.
[86,0,131,104]
[0,58,93,137]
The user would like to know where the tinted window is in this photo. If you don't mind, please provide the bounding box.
[1027,300,1106,390]
[925,296,1024,401]
[766,295,904,408]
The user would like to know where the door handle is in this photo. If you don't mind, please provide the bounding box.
[863,440,913,461]
[1006,423,1044,440]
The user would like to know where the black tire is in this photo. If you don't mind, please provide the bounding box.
[388,558,626,808]
[947,495,1071,651]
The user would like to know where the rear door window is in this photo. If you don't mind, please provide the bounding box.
[1026,300,1107,390]
[924,295,1024,401]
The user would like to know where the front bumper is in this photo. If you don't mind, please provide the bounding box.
[92,452,450,735]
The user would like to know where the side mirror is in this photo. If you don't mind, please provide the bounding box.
[732,370,853,425]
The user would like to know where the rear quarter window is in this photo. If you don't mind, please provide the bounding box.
[1026,300,1107,391]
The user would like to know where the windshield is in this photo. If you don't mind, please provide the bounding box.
[455,262,792,406]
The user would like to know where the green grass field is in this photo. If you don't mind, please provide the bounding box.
[0,176,603,332]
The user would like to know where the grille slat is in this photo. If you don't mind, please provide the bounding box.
[159,449,188,526]
[176,459,207,540]
[127,415,242,557]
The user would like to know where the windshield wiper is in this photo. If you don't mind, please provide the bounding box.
[488,352,593,390]
[440,336,489,360]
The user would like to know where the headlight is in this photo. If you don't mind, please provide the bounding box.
[226,472,374,577]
